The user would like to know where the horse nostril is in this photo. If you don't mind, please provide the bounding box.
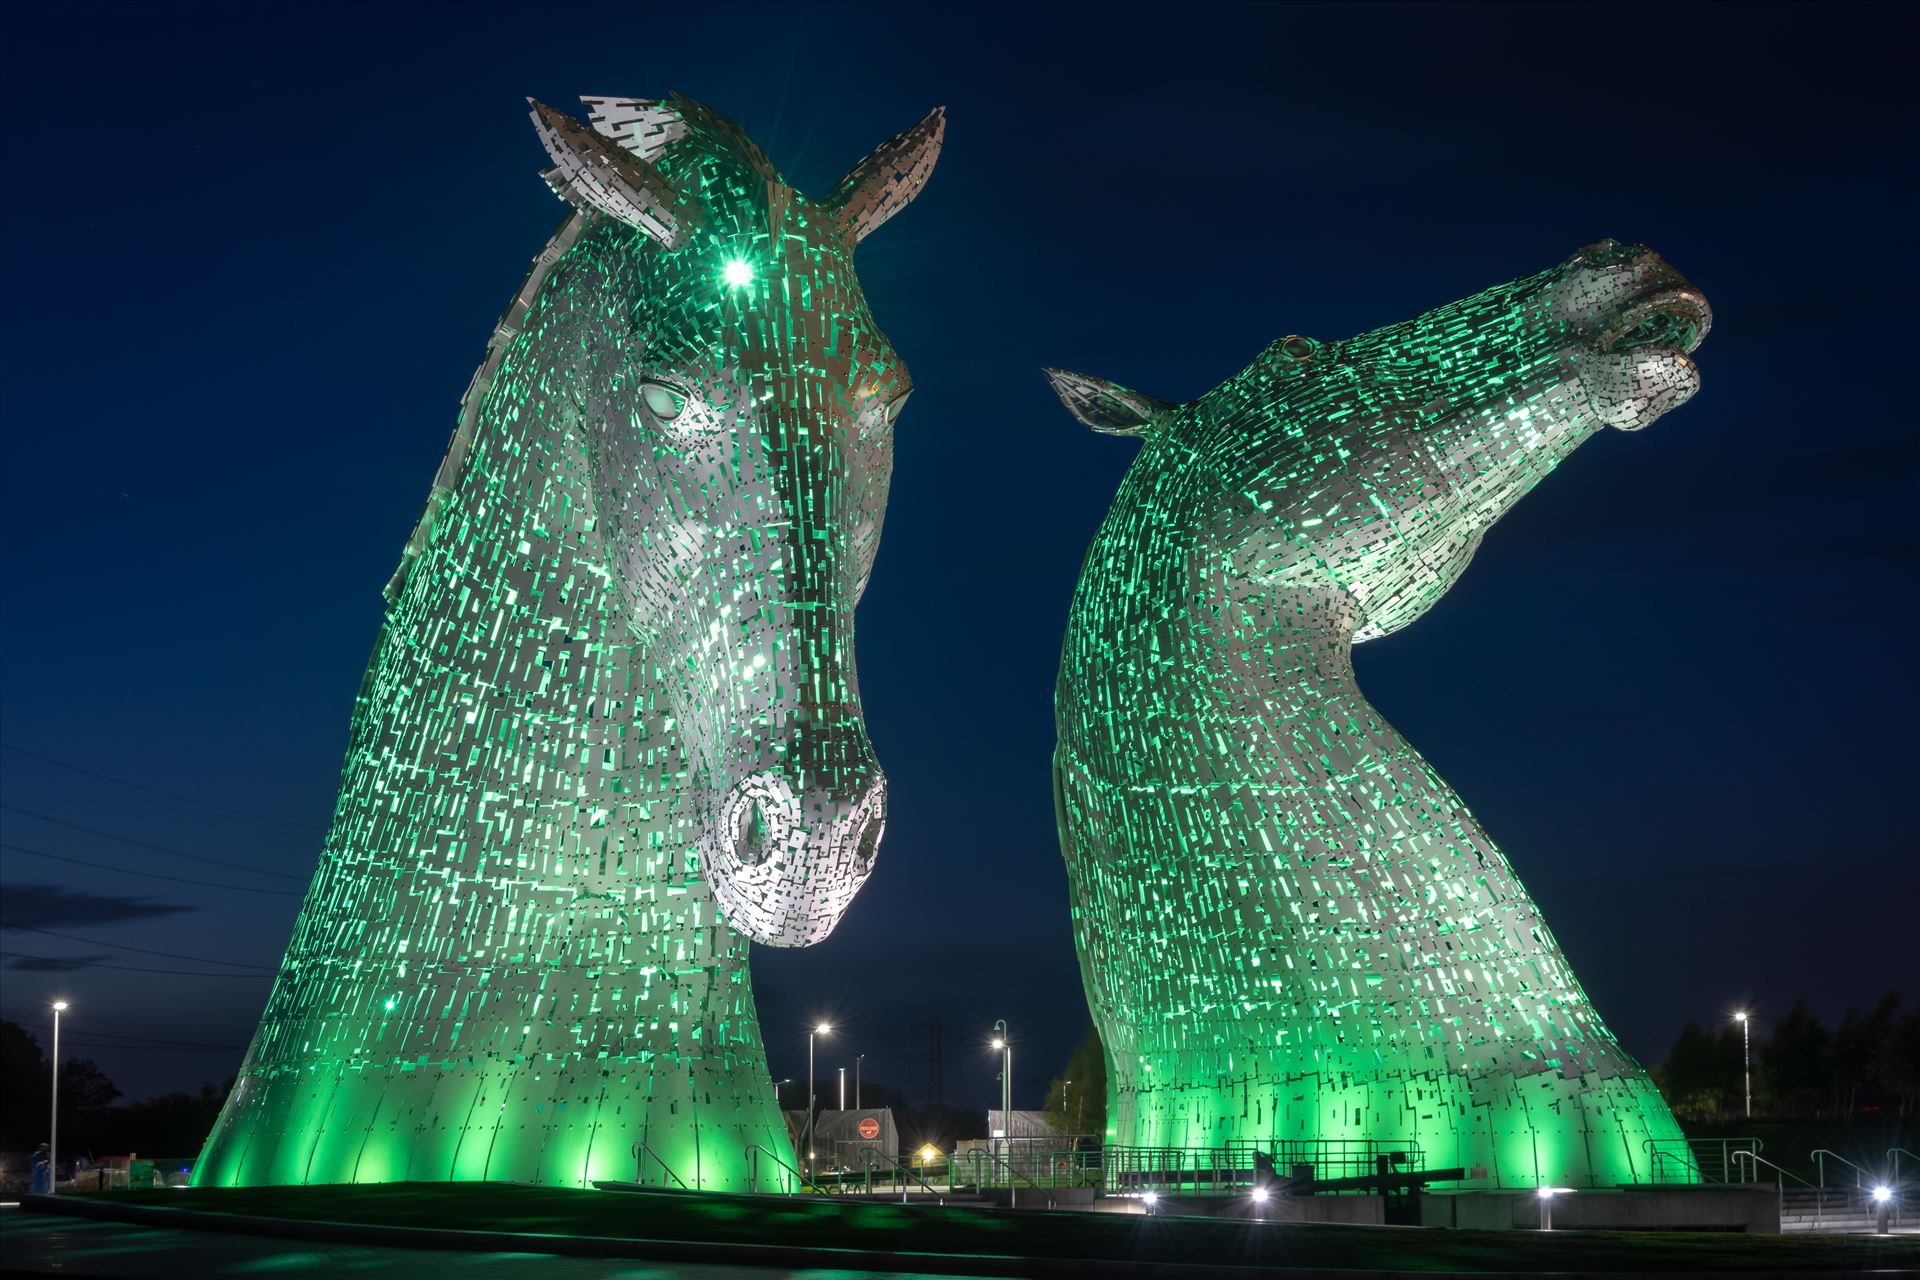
[854,812,883,866]
[733,800,773,867]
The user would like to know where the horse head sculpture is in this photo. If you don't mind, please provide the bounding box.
[533,96,940,945]
[197,95,940,1191]
[1045,243,1711,1186]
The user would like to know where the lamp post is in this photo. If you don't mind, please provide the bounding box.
[49,1000,67,1196]
[1734,1011,1751,1119]
[838,1065,846,1112]
[856,1053,865,1110]
[807,1023,831,1181]
[774,1077,792,1108]
[991,1020,1012,1207]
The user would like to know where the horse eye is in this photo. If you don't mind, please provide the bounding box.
[1281,335,1317,361]
[640,381,686,421]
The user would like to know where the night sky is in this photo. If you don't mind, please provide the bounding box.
[1,1,1913,1117]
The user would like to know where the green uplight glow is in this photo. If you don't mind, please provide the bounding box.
[723,259,753,288]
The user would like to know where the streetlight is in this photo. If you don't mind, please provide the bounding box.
[49,1000,67,1197]
[807,1023,831,1181]
[1537,1186,1570,1231]
[1733,1011,1751,1119]
[774,1077,792,1107]
[1873,1184,1894,1234]
[856,1053,866,1110]
[992,1020,1012,1207]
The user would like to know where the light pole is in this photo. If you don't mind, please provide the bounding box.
[838,1065,846,1112]
[49,999,67,1196]
[774,1077,792,1108]
[991,1020,1013,1207]
[1734,1011,1751,1119]
[856,1053,865,1110]
[807,1023,831,1181]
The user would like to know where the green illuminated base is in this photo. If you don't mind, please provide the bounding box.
[1111,1056,1689,1187]
[192,1046,793,1190]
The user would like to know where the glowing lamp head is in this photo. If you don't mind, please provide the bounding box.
[991,1038,1005,1050]
[1537,1187,1561,1199]
[51,1000,68,1012]
[722,259,753,288]
[1734,1011,1748,1022]
[815,1022,832,1035]
[1142,1190,1159,1205]
[1874,1185,1893,1203]
[1250,1186,1270,1204]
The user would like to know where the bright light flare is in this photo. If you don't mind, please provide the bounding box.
[1250,1186,1270,1203]
[815,1023,832,1035]
[1874,1185,1893,1203]
[723,260,753,288]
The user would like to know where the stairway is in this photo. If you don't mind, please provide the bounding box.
[1778,1186,1887,1233]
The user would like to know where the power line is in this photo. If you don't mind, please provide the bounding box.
[2,1015,246,1052]
[1,842,301,897]
[0,923,275,971]
[1,743,324,830]
[1,951,272,978]
[0,804,305,882]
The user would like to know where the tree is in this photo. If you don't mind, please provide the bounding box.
[1759,997,1831,1118]
[1830,992,1899,1117]
[1654,1021,1725,1121]
[0,1021,49,1149]
[1040,1025,1107,1144]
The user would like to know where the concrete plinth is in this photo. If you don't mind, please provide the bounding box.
[1420,1186,1781,1234]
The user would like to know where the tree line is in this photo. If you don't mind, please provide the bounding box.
[0,1021,232,1158]
[1652,992,1919,1122]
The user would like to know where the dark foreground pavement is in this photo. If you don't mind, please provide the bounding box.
[0,1207,979,1280]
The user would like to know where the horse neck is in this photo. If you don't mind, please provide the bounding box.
[1060,450,1381,784]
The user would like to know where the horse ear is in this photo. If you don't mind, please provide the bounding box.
[827,107,944,242]
[1044,368,1174,437]
[529,98,696,249]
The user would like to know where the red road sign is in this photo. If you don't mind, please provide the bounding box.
[858,1117,880,1140]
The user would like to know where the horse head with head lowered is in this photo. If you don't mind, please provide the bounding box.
[532,94,941,945]
[197,95,940,1191]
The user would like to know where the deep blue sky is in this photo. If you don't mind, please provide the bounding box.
[1,1,1913,1113]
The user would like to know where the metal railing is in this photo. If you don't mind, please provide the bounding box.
[631,1140,689,1190]
[1649,1147,1707,1186]
[1104,1139,1427,1197]
[1643,1136,1761,1185]
[1891,1148,1917,1187]
[1731,1149,1828,1230]
[842,1147,947,1204]
[1811,1148,1874,1192]
[744,1142,828,1196]
[949,1146,1050,1207]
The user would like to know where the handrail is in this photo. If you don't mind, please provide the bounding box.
[1731,1149,1817,1191]
[966,1144,1046,1207]
[1891,1149,1918,1185]
[1641,1135,1763,1185]
[631,1140,689,1190]
[849,1146,946,1204]
[1811,1148,1873,1192]
[1649,1148,1706,1186]
[744,1142,828,1197]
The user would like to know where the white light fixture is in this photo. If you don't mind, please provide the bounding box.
[1250,1186,1270,1203]
[1873,1185,1893,1204]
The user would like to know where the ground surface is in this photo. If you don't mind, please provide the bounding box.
[1,1208,970,1280]
[9,1183,1919,1276]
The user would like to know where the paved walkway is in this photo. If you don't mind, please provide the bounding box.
[0,1207,978,1280]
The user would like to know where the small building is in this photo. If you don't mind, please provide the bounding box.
[785,1108,899,1166]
